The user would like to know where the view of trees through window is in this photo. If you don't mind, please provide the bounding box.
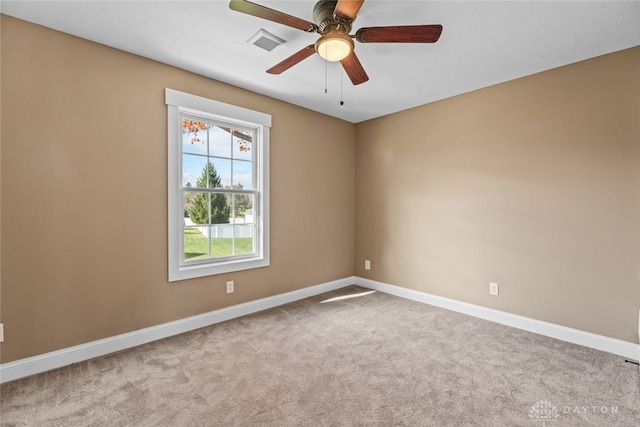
[181,118,256,261]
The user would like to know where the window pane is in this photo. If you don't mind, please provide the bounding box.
[182,119,208,155]
[183,191,196,220]
[232,160,253,189]
[210,232,234,258]
[182,154,208,188]
[234,225,255,255]
[184,226,209,261]
[209,125,232,158]
[185,191,209,225]
[232,193,254,224]
[209,193,231,225]
[231,194,254,256]
[232,130,253,161]
[209,158,231,188]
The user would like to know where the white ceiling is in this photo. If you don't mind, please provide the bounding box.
[3,1,640,123]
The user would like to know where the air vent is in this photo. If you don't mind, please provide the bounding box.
[247,29,286,52]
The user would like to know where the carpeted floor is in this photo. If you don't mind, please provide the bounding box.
[1,285,639,426]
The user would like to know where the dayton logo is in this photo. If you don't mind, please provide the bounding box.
[529,400,560,426]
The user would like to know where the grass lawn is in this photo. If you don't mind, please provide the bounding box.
[184,227,253,260]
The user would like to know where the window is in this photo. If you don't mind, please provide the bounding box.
[166,89,270,281]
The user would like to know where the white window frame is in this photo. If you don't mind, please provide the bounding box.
[166,89,270,282]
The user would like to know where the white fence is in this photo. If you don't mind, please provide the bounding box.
[184,218,254,238]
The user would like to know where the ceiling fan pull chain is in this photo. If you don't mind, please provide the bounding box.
[325,47,328,94]
[340,68,344,106]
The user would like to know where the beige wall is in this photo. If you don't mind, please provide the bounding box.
[355,46,640,343]
[0,16,355,363]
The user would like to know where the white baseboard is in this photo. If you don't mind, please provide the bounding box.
[0,277,354,384]
[355,277,640,360]
[3,276,637,384]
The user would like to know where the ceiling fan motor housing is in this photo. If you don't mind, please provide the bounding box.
[313,0,353,34]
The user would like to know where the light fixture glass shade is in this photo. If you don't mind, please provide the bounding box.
[315,32,353,62]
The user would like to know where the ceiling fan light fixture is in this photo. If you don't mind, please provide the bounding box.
[315,32,353,62]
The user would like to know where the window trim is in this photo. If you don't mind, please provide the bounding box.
[166,89,270,282]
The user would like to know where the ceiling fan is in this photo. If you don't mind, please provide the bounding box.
[229,0,443,85]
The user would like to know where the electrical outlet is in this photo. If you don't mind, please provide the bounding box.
[0,323,4,343]
[489,282,499,296]
[226,281,234,294]
[364,260,371,270]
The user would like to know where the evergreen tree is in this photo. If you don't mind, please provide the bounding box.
[189,162,230,224]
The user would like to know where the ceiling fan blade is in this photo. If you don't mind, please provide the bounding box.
[334,0,365,21]
[229,0,317,32]
[340,51,369,85]
[355,25,443,43]
[267,45,316,74]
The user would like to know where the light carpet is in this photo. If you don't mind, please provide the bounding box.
[1,285,639,426]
